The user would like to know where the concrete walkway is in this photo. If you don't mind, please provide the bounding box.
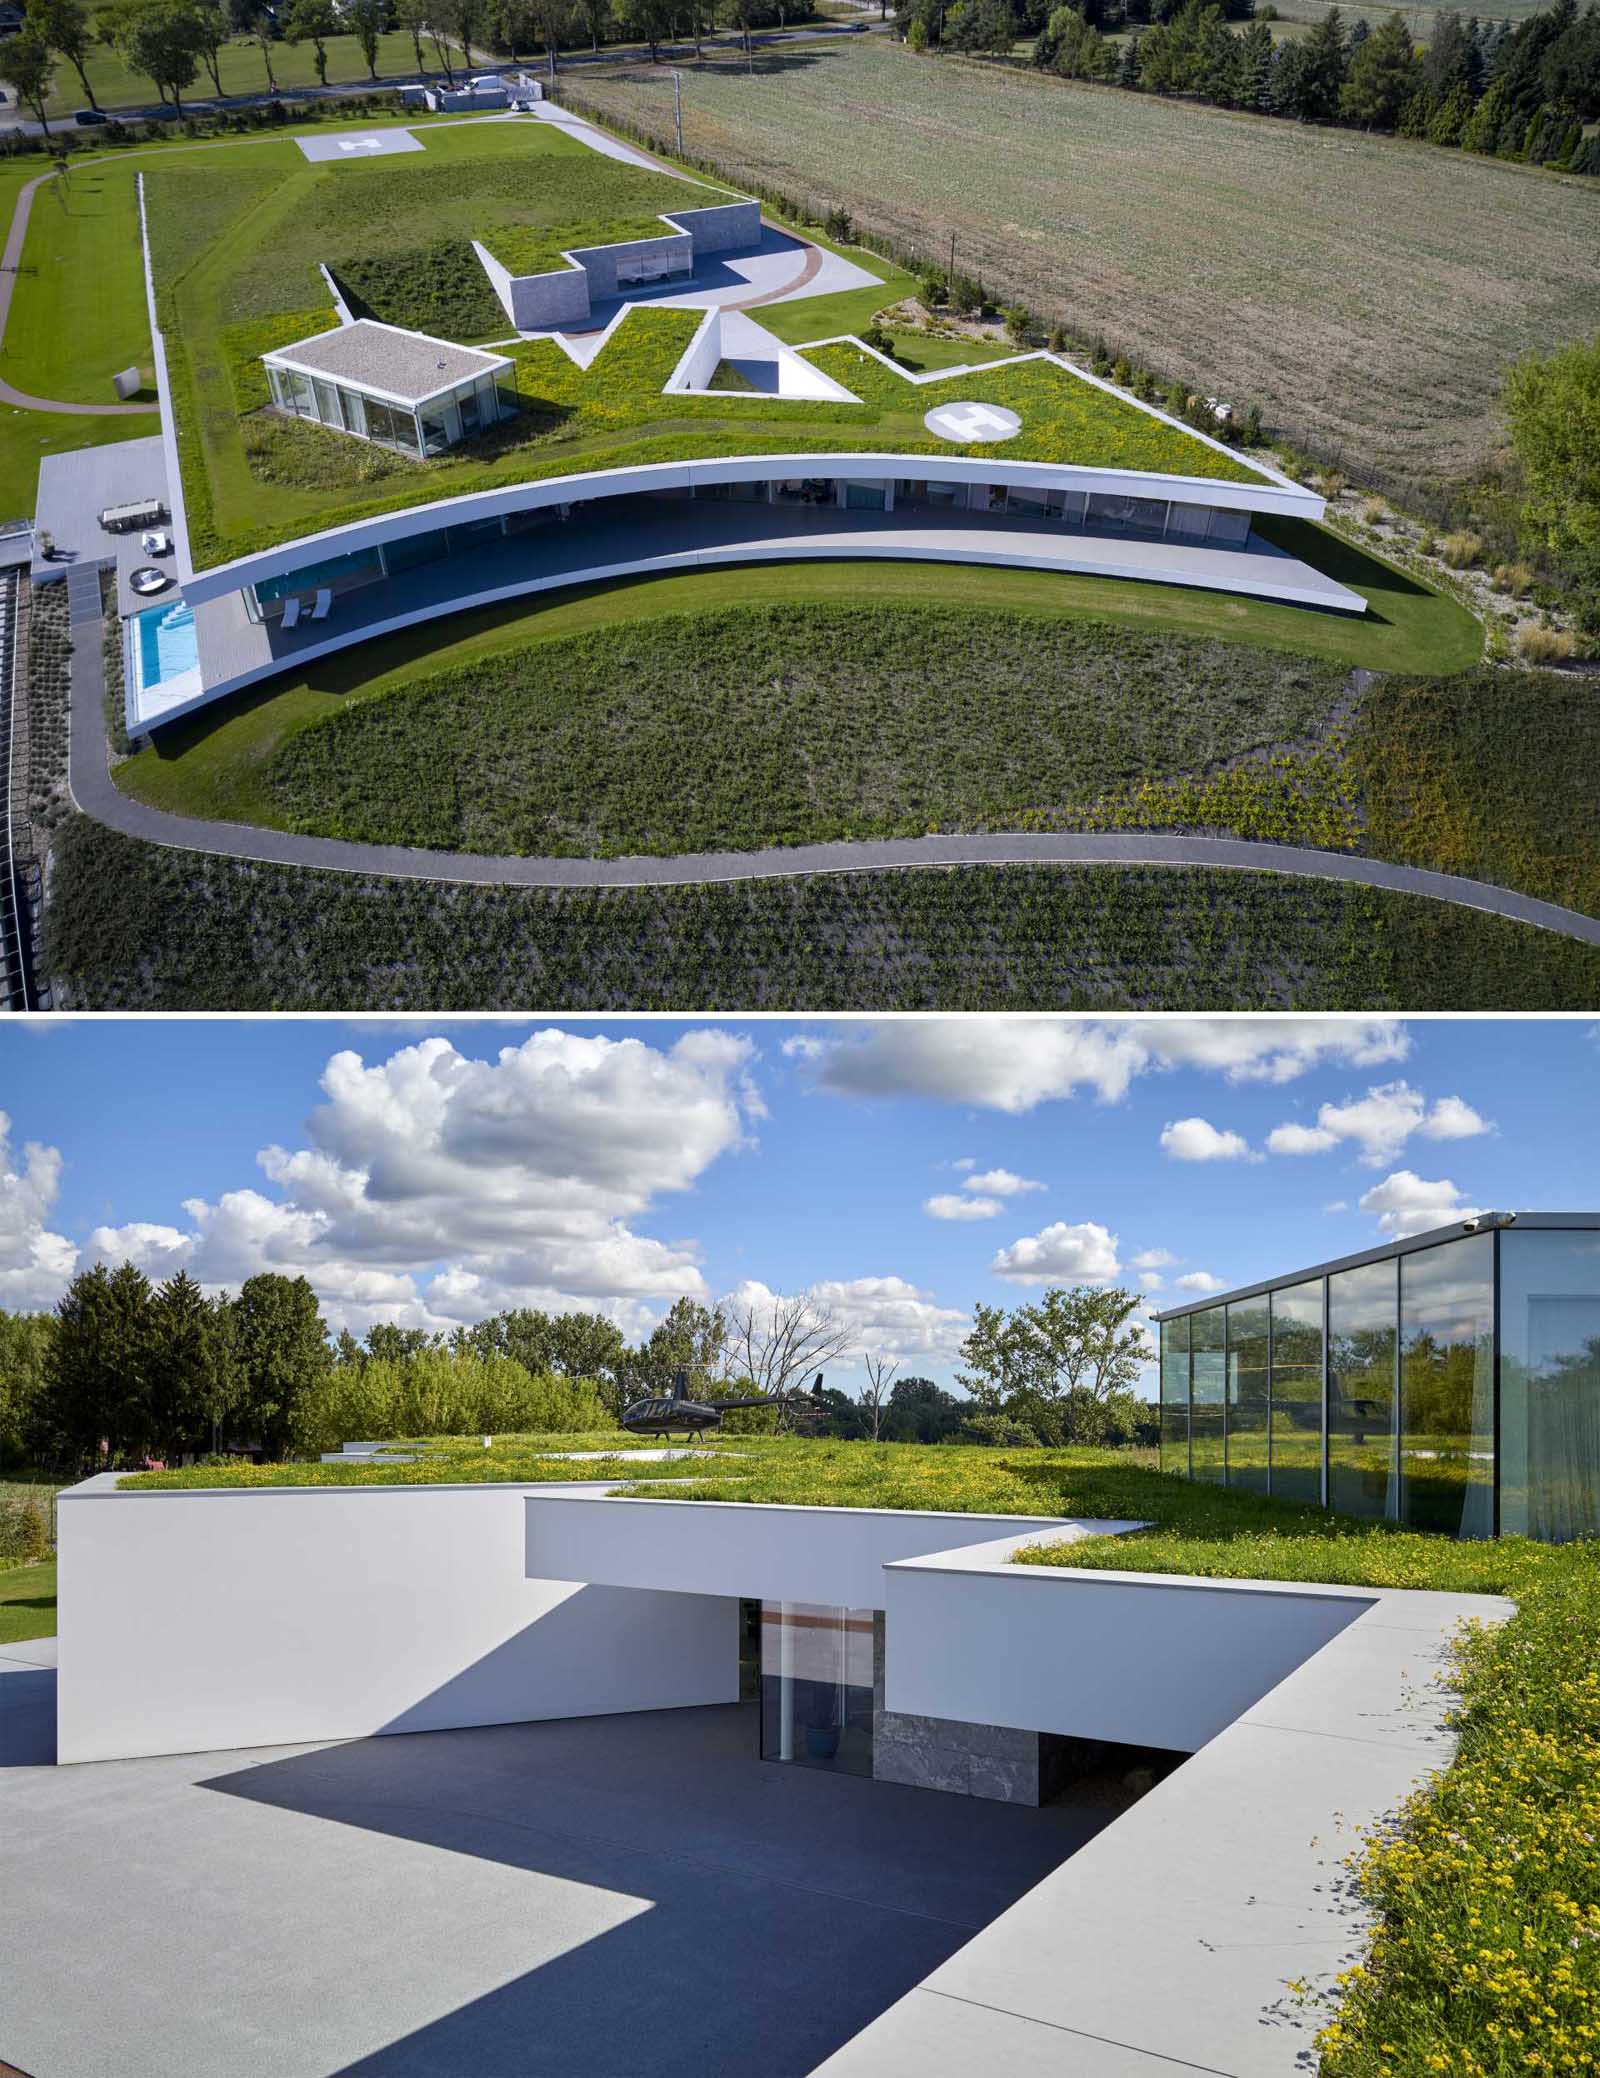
[0,172,156,416]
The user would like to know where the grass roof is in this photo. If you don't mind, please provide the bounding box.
[142,119,1276,574]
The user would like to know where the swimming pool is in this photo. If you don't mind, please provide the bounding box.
[131,600,200,701]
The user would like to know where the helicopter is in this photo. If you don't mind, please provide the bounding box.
[620,1368,827,1441]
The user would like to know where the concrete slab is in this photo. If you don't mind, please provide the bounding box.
[32,436,173,618]
[296,127,424,162]
[0,1686,1106,2078]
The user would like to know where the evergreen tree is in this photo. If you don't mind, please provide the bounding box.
[1461,76,1509,149]
[233,1273,331,1458]
[1118,25,1143,80]
[43,1262,158,1472]
[1427,76,1475,141]
[1339,13,1419,128]
[1422,6,1473,97]
[1233,15,1272,105]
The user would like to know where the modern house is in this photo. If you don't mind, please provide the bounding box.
[262,321,519,457]
[1153,1211,1600,1542]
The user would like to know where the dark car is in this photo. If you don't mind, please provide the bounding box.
[73,108,109,125]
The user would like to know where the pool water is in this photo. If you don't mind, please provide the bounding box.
[132,600,199,693]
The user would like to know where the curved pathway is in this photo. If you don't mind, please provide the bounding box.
[0,170,156,415]
[64,646,1600,941]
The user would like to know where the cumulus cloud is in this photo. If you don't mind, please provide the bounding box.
[991,1220,1121,1286]
[961,1168,1044,1197]
[91,1030,759,1335]
[1134,1248,1178,1270]
[721,1276,969,1364]
[924,1193,1003,1221]
[1175,1271,1228,1293]
[1358,1171,1485,1240]
[1266,1081,1493,1166]
[1159,1117,1255,1163]
[791,1018,1408,1112]
[0,1115,78,1313]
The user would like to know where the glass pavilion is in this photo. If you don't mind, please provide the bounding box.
[262,320,517,459]
[1154,1214,1600,1542]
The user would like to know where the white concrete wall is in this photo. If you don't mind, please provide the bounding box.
[524,1495,1096,1611]
[882,1555,1371,1753]
[666,308,726,395]
[666,199,763,253]
[56,1478,738,1764]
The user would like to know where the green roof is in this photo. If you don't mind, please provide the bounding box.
[143,119,1277,574]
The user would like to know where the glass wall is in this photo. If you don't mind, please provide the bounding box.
[1269,1279,1324,1504]
[1500,1229,1600,1541]
[1190,1305,1226,1483]
[1160,1314,1189,1478]
[1226,1299,1270,1493]
[1327,1258,1398,1520]
[759,1603,875,1776]
[1400,1234,1494,1538]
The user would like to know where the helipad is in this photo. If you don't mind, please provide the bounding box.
[296,128,426,162]
[923,400,1023,443]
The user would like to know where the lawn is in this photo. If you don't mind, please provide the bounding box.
[40,30,444,119]
[0,1560,56,1645]
[47,817,1600,1011]
[0,407,157,524]
[1354,666,1600,921]
[138,118,1277,568]
[0,158,152,407]
[558,41,1600,497]
[112,551,1478,831]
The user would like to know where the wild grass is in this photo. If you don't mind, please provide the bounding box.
[563,41,1600,496]
[46,819,1600,1011]
[258,605,1347,856]
[1353,667,1600,919]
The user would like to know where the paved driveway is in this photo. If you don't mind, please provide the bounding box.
[0,1657,1107,2078]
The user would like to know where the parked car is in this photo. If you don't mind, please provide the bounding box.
[73,108,109,126]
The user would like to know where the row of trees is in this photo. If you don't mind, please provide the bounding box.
[0,1270,1158,1474]
[905,0,1600,175]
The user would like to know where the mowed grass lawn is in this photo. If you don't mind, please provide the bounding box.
[40,30,438,118]
[0,1561,56,1645]
[563,41,1600,492]
[113,547,1479,835]
[1,159,153,405]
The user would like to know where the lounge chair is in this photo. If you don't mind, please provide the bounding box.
[280,596,301,630]
[310,588,332,621]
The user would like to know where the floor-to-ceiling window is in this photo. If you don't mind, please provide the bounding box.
[1160,1315,1190,1478]
[1190,1306,1226,1484]
[1328,1258,1398,1520]
[1226,1298,1270,1493]
[759,1604,875,1776]
[1399,1233,1494,1538]
[1269,1278,1324,1504]
[1499,1228,1600,1541]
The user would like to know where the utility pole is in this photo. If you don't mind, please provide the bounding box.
[673,68,683,155]
[948,229,955,283]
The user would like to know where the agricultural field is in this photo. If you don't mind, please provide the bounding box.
[46,816,1600,1011]
[560,39,1600,495]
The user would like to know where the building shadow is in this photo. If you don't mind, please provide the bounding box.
[0,1665,57,1770]
[201,1700,1107,2077]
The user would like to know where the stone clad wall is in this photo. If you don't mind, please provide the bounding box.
[870,1615,1047,1805]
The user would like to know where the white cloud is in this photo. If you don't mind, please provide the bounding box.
[1267,1081,1492,1166]
[1175,1271,1227,1293]
[1323,1200,1350,1214]
[1133,1248,1178,1270]
[1159,1117,1255,1162]
[1141,1272,1165,1293]
[1358,1170,1485,1240]
[91,1030,759,1336]
[0,1115,78,1313]
[793,1018,1408,1112]
[991,1220,1121,1286]
[924,1193,1003,1221]
[961,1168,1044,1197]
[722,1276,969,1364]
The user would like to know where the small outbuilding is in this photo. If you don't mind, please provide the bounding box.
[262,320,517,458]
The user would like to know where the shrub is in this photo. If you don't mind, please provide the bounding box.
[948,271,984,316]
[1360,495,1387,526]
[823,204,853,243]
[860,322,895,357]
[1491,561,1536,596]
[1047,323,1068,353]
[1111,355,1132,387]
[1318,469,1347,500]
[1440,528,1484,569]
[1515,622,1576,663]
[1002,304,1033,346]
[0,1493,51,1564]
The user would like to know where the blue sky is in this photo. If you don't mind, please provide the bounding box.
[2,1016,1594,1391]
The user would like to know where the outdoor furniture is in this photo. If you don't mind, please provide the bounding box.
[310,588,332,621]
[99,498,166,534]
[140,530,172,556]
[280,596,302,629]
[129,566,170,595]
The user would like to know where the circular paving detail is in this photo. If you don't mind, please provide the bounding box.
[922,400,1023,443]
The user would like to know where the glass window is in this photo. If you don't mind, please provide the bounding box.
[1168,503,1213,541]
[339,388,367,438]
[1190,1306,1225,1484]
[275,367,314,417]
[1208,508,1252,548]
[1160,1316,1189,1479]
[1400,1234,1494,1538]
[365,398,420,455]
[419,403,457,455]
[1500,1229,1600,1541]
[1328,1259,1398,1520]
[759,1603,875,1776]
[844,481,886,511]
[312,379,342,429]
[1270,1278,1324,1504]
[1061,490,1088,525]
[1226,1299,1270,1493]
[383,527,451,574]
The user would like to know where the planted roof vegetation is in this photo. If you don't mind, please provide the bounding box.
[139,121,1270,572]
[121,1434,1600,2076]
